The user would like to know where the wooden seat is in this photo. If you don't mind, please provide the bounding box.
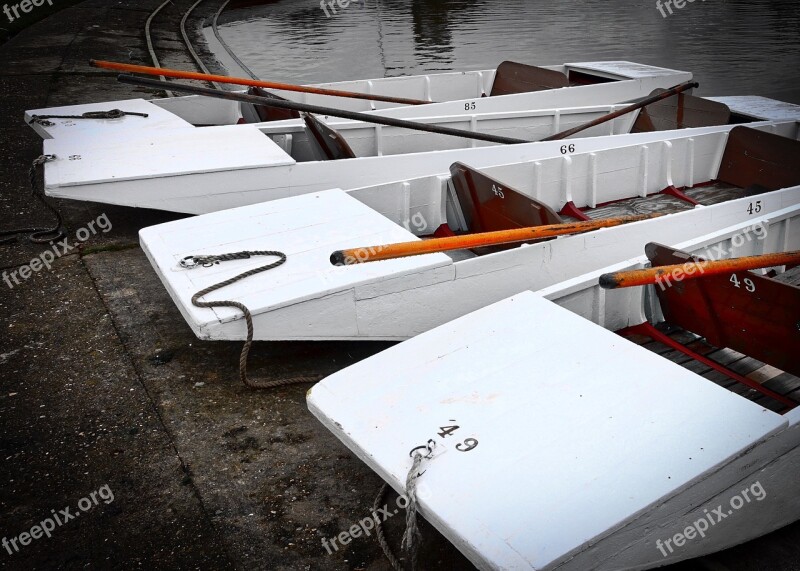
[245,87,300,123]
[632,89,731,132]
[449,162,562,253]
[717,126,800,192]
[567,69,617,86]
[489,61,569,97]
[303,113,356,160]
[646,242,800,378]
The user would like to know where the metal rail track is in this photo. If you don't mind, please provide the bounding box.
[211,0,260,80]
[144,0,255,95]
[181,0,216,80]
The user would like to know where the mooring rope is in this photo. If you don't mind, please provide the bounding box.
[374,446,432,570]
[27,109,149,127]
[0,155,66,245]
[401,451,426,570]
[374,483,403,571]
[182,251,322,389]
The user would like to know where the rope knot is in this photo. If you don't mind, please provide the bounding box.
[28,110,149,126]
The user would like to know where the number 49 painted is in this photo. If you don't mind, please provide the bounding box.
[730,273,756,292]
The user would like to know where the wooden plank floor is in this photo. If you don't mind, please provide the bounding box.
[623,265,800,413]
[442,181,744,260]
[561,181,742,221]
[684,181,746,205]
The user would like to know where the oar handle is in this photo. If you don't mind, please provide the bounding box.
[541,80,699,142]
[90,59,432,106]
[331,214,658,265]
[599,250,800,289]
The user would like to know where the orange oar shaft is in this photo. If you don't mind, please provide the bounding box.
[331,214,658,265]
[599,250,800,289]
[90,60,432,106]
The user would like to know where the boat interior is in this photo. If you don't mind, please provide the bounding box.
[351,125,800,262]
[238,60,629,123]
[251,103,633,161]
[555,125,800,220]
[27,62,690,140]
[620,242,800,415]
[248,87,754,163]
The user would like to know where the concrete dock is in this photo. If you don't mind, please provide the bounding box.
[1,1,798,569]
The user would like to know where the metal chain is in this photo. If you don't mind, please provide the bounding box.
[0,155,66,245]
[27,109,149,127]
[185,251,322,389]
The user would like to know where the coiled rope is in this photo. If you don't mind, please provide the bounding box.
[27,109,149,127]
[182,251,322,389]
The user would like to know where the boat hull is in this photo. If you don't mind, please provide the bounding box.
[41,104,643,213]
[306,205,800,569]
[138,122,800,341]
[26,61,691,140]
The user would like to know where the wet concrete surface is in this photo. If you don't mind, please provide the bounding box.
[1,1,799,570]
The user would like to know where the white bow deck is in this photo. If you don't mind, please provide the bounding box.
[140,190,451,339]
[307,292,792,570]
[46,124,294,189]
[25,98,194,140]
[707,96,800,121]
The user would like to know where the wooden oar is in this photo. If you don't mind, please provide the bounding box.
[331,214,659,265]
[599,250,800,289]
[117,74,530,145]
[91,59,432,106]
[541,80,699,141]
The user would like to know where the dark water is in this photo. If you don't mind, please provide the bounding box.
[217,0,800,103]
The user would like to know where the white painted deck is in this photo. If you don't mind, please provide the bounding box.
[140,190,451,338]
[708,96,800,121]
[45,124,293,188]
[25,98,194,140]
[307,291,793,570]
[567,60,686,79]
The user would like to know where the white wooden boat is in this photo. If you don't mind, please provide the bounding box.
[25,61,691,140]
[140,121,800,341]
[306,205,800,570]
[32,94,797,214]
